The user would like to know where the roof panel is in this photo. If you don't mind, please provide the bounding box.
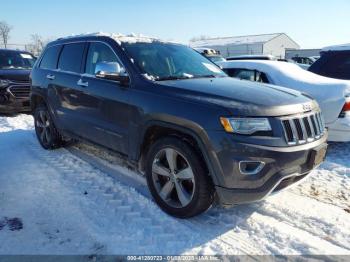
[322,43,350,52]
[190,33,283,47]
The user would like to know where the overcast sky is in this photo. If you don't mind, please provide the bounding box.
[2,0,350,48]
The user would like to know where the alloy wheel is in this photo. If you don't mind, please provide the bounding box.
[36,110,51,145]
[152,148,195,208]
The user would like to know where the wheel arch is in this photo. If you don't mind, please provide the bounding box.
[137,120,221,186]
[30,92,48,112]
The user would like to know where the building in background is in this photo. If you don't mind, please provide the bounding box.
[285,48,321,60]
[190,33,300,59]
[0,43,26,50]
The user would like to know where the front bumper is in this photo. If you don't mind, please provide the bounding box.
[216,171,311,205]
[206,130,328,205]
[0,87,30,114]
[327,116,350,142]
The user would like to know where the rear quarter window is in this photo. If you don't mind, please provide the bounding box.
[224,68,269,83]
[58,43,85,73]
[39,45,62,70]
[327,52,350,73]
[311,51,350,79]
[223,68,238,77]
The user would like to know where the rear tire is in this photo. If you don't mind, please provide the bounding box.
[34,104,64,150]
[145,136,215,218]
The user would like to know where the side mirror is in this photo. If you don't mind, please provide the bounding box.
[95,62,130,85]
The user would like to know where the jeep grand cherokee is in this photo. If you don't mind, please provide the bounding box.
[30,34,328,218]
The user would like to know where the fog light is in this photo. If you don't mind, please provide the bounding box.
[239,161,265,175]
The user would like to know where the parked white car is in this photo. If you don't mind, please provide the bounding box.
[226,54,310,70]
[218,60,350,142]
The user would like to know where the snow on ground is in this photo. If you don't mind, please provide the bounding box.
[0,114,349,255]
[0,114,34,132]
[290,143,350,211]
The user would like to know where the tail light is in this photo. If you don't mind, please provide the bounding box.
[343,101,350,111]
[340,98,350,118]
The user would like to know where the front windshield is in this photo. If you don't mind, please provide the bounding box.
[208,56,226,63]
[122,42,227,81]
[0,51,36,69]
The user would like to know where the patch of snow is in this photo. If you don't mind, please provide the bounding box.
[0,114,34,132]
[112,34,155,45]
[57,32,166,45]
[202,62,222,73]
[142,73,156,81]
[0,114,349,255]
[57,31,110,40]
[181,73,193,78]
[291,142,350,210]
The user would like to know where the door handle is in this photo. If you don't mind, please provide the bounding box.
[77,79,89,87]
[46,74,55,80]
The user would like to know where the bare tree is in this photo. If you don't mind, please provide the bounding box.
[30,34,45,54]
[0,21,12,48]
[26,34,53,56]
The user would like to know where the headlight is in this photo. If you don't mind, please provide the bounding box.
[0,79,10,88]
[220,117,272,135]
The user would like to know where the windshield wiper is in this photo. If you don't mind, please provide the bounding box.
[154,74,221,81]
[193,74,218,79]
[155,75,193,81]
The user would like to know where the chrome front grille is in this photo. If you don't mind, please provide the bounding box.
[281,112,325,145]
[7,80,30,99]
[10,79,29,84]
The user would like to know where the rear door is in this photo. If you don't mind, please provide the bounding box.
[74,41,131,154]
[51,42,86,132]
[33,45,62,123]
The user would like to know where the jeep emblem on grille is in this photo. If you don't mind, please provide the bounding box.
[302,103,312,111]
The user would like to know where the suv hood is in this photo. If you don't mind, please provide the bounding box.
[0,69,31,82]
[158,77,318,116]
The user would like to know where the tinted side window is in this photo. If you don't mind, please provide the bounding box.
[309,55,326,73]
[326,53,350,72]
[235,69,256,81]
[58,43,85,73]
[223,68,238,77]
[39,45,61,70]
[312,52,350,79]
[224,68,269,83]
[85,42,120,75]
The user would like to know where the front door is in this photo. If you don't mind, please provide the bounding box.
[74,41,130,154]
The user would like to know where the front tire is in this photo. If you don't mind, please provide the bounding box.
[145,137,215,218]
[34,104,63,150]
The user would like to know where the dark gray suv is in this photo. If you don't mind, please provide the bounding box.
[30,34,328,218]
[0,49,36,114]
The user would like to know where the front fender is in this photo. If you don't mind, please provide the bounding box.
[129,116,225,186]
